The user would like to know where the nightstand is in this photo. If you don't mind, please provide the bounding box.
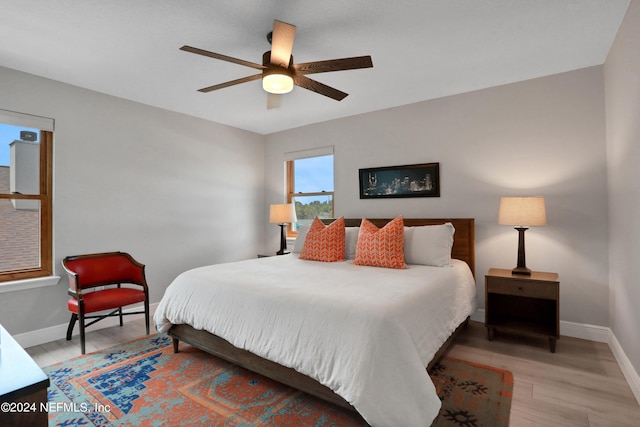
[485,268,560,352]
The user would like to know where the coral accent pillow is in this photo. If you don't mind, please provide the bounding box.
[354,216,406,269]
[299,217,346,262]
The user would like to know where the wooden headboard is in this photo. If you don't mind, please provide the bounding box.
[322,218,475,277]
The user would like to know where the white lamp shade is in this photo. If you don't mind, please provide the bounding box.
[270,203,296,224]
[498,196,546,227]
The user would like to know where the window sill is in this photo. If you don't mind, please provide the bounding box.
[0,275,61,294]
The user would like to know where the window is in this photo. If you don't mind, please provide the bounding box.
[286,151,334,236]
[0,110,53,282]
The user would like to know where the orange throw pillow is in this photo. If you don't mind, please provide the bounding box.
[299,217,346,262]
[354,216,406,269]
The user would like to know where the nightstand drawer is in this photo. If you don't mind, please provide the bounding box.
[487,278,557,300]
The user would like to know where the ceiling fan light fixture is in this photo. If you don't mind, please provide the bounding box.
[262,72,294,94]
[182,20,373,102]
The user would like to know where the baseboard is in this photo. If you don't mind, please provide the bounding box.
[608,330,640,404]
[470,309,485,324]
[559,319,610,343]
[13,302,159,349]
[472,308,639,405]
[472,309,609,342]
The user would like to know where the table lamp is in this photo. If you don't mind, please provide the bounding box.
[498,196,546,275]
[270,203,296,255]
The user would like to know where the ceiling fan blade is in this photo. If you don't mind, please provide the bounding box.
[270,20,296,67]
[197,74,262,93]
[293,75,348,101]
[267,94,282,109]
[294,55,373,75]
[180,45,265,70]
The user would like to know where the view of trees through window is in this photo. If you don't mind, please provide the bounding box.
[293,198,333,220]
[287,154,334,232]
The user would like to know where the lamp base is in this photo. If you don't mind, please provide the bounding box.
[511,266,532,275]
[276,223,289,256]
[512,226,531,275]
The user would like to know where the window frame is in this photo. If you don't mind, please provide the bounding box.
[285,157,334,237]
[0,129,53,282]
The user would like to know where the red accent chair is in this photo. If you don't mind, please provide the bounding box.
[61,251,150,354]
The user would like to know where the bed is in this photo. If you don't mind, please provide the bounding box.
[154,218,476,427]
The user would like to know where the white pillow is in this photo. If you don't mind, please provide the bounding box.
[292,225,310,254]
[345,227,360,259]
[404,223,455,267]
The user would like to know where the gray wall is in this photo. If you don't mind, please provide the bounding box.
[265,66,610,328]
[605,0,640,376]
[0,65,265,335]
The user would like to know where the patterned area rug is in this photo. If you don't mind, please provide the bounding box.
[429,358,512,427]
[44,335,512,427]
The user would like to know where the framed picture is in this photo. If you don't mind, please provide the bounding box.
[359,163,440,199]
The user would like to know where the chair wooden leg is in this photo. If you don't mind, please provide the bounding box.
[79,312,86,355]
[66,313,78,340]
[144,299,150,335]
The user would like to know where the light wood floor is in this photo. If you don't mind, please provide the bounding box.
[26,319,640,426]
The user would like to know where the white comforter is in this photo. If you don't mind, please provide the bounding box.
[154,255,476,427]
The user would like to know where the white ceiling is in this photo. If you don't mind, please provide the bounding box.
[0,1,630,135]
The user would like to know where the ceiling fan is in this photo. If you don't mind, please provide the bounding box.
[180,20,373,107]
